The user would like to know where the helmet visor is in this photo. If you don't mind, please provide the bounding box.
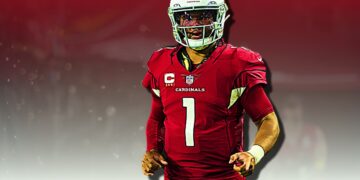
[174,10,217,25]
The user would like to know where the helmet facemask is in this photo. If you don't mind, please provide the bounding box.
[168,4,229,50]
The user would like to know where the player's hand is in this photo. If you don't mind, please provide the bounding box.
[142,149,168,176]
[229,152,256,177]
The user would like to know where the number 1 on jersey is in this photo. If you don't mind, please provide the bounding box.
[183,98,195,147]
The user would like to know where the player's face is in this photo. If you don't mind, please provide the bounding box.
[176,10,216,39]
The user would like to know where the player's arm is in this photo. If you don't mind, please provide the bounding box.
[253,111,279,154]
[229,85,280,176]
[142,94,168,176]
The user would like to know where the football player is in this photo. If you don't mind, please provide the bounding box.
[141,0,280,179]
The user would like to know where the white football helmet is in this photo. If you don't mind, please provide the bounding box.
[168,0,229,49]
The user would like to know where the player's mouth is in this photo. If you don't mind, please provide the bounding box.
[187,31,203,39]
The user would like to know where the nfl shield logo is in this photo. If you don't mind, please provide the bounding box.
[185,75,194,85]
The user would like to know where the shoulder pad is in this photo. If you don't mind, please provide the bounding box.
[237,46,263,63]
[146,47,176,76]
[154,46,176,52]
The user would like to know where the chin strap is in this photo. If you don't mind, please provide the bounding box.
[190,42,217,52]
[191,45,210,51]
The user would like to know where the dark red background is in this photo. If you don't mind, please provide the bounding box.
[1,0,359,90]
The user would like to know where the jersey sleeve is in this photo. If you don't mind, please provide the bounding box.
[145,95,165,151]
[237,50,267,89]
[240,85,274,123]
[141,48,169,97]
[143,71,165,151]
[142,50,166,151]
[234,48,271,122]
[142,71,151,89]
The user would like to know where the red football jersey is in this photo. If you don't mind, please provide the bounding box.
[143,43,267,180]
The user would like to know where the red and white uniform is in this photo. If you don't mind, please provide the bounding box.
[143,43,273,180]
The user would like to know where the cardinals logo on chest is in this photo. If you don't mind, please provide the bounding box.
[174,74,206,92]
